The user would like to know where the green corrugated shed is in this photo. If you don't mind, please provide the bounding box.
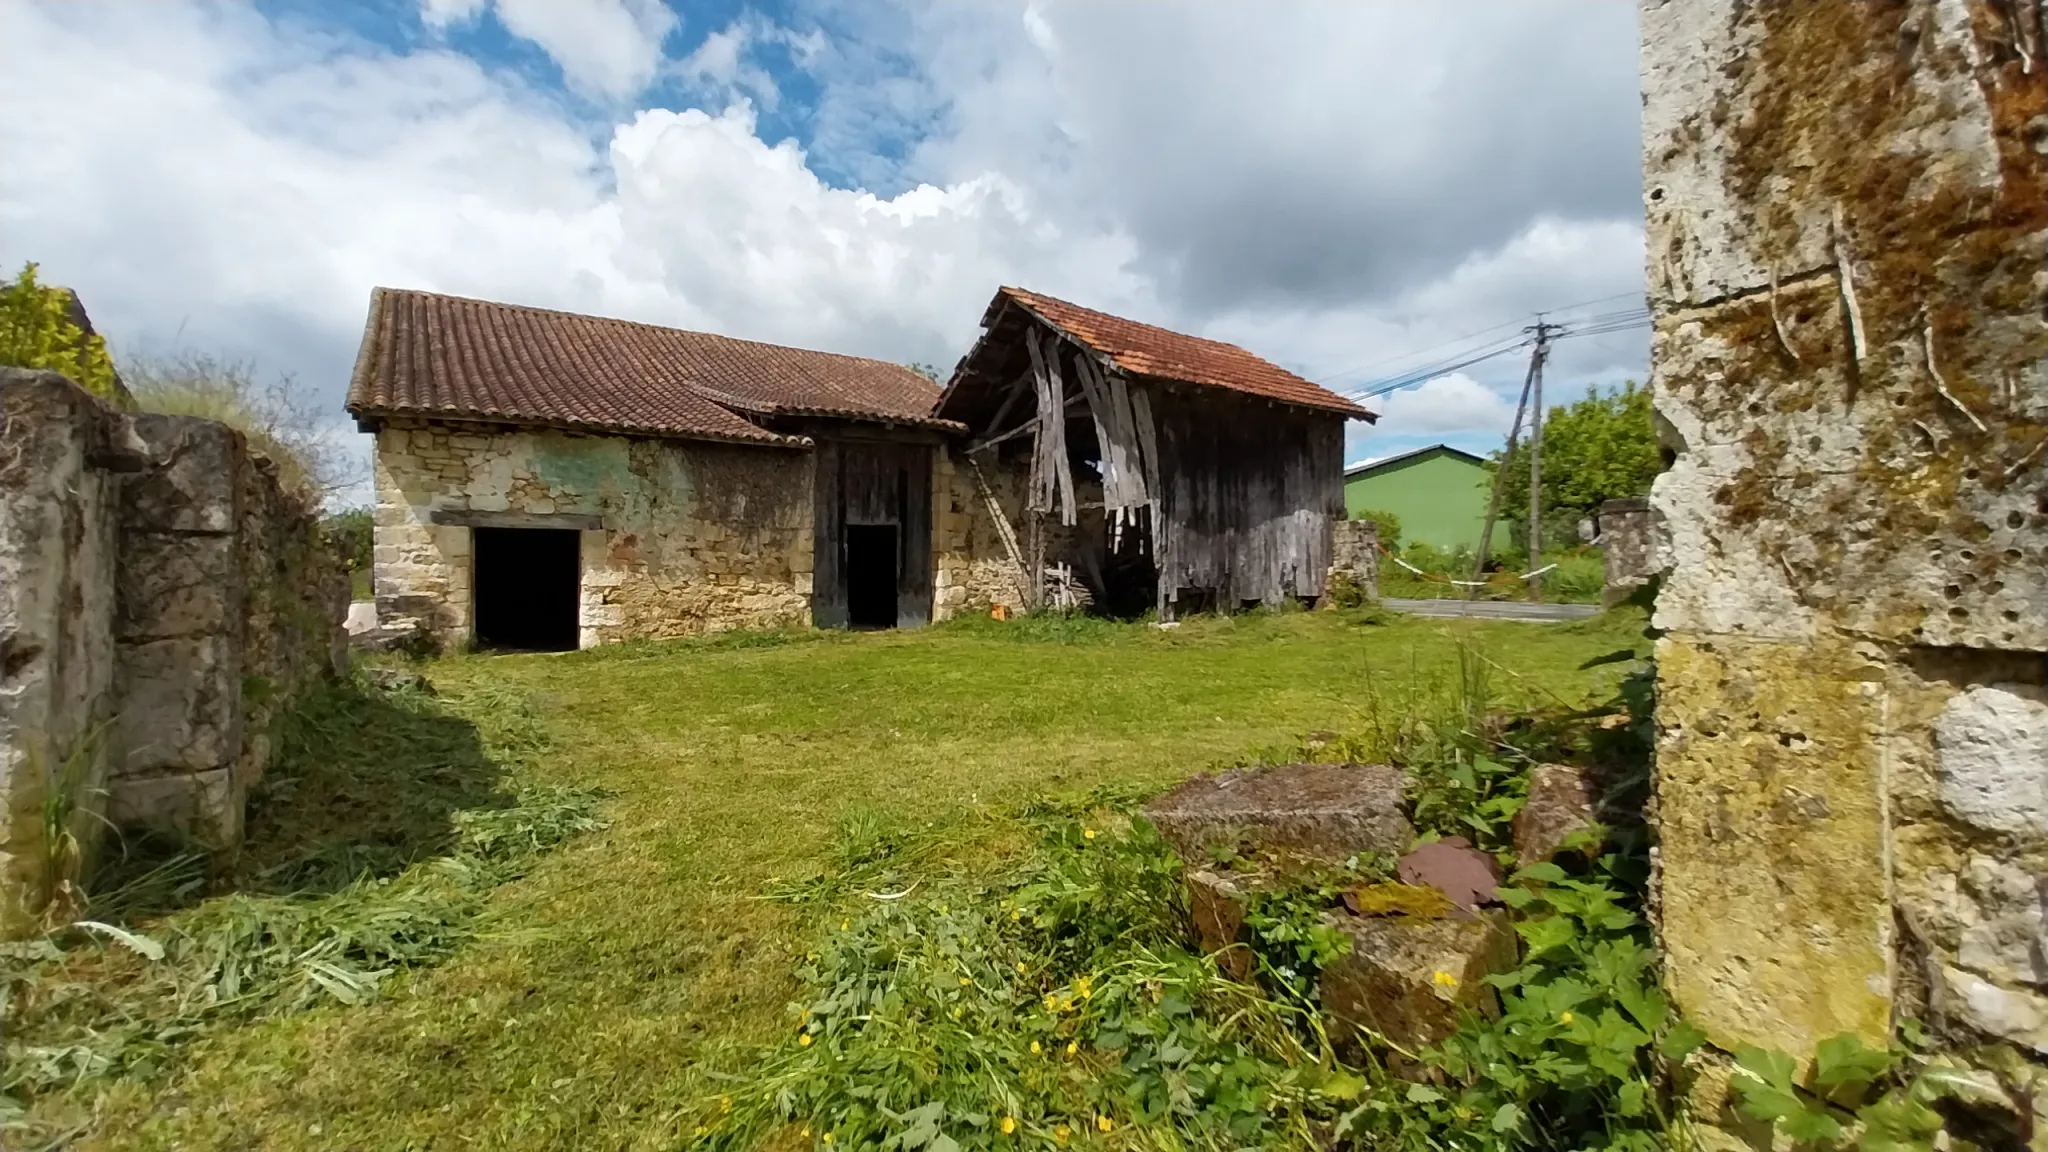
[1343,444,1491,550]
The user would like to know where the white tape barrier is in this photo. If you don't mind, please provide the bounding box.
[1383,551,1559,586]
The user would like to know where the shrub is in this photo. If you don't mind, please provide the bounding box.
[0,263,122,404]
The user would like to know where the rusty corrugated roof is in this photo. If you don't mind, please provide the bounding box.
[345,288,950,444]
[995,287,1374,419]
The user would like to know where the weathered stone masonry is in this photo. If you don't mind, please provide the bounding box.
[374,419,816,648]
[1642,0,2048,1121]
[0,369,346,933]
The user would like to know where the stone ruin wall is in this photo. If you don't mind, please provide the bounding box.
[373,420,814,648]
[0,368,347,933]
[1329,518,1381,600]
[1642,0,2048,1130]
[1596,497,1663,607]
[932,444,1039,620]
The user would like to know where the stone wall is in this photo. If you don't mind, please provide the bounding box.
[1595,498,1662,607]
[932,444,1032,620]
[1329,518,1380,600]
[1642,0,2048,1129]
[373,420,814,647]
[0,370,137,930]
[111,416,348,847]
[0,369,345,933]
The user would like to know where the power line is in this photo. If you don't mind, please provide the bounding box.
[1310,291,1645,388]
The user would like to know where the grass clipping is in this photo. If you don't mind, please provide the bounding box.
[0,679,608,1128]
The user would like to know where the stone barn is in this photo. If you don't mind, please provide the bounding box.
[932,287,1374,619]
[346,289,959,650]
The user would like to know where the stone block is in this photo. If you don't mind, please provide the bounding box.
[106,767,239,847]
[1655,635,1892,1057]
[1937,686,2048,839]
[1186,868,1278,983]
[1144,762,1411,866]
[115,635,239,775]
[1941,966,2048,1056]
[1513,764,1601,868]
[1320,910,1518,1057]
[1958,856,2048,989]
[123,414,242,534]
[116,530,238,640]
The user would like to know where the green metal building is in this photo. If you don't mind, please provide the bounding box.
[1342,444,1491,551]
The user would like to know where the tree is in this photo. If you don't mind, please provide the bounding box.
[0,262,124,403]
[125,350,348,502]
[1490,380,1661,551]
[905,361,943,383]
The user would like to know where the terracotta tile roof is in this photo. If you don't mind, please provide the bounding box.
[345,288,952,445]
[994,287,1374,419]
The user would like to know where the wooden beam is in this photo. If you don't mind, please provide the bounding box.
[430,509,604,531]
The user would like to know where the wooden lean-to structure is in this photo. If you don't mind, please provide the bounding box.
[935,287,1375,618]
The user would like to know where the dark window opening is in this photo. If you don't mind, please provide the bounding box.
[846,524,899,630]
[1096,523,1158,619]
[472,527,580,652]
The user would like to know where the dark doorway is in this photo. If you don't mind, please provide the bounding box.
[472,527,580,651]
[845,524,899,629]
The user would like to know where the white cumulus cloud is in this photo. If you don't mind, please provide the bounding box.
[421,0,677,100]
[1371,372,1517,436]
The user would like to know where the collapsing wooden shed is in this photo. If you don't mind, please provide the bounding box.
[934,288,1375,618]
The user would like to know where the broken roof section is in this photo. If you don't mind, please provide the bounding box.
[345,288,956,446]
[936,286,1376,428]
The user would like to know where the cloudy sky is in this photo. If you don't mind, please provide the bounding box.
[0,0,1647,504]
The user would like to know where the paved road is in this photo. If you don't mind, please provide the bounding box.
[1384,597,1599,622]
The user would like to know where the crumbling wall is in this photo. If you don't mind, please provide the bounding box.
[0,370,137,931]
[373,420,813,647]
[0,369,344,933]
[1329,519,1380,600]
[933,444,1033,620]
[111,416,348,847]
[1596,498,1662,607]
[1642,0,2048,1126]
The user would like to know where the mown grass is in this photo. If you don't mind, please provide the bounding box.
[33,605,1650,1150]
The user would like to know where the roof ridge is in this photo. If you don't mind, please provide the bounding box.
[1001,285,1265,359]
[373,286,929,377]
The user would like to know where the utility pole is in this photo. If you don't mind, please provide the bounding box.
[1526,318,1556,603]
[1468,340,1539,598]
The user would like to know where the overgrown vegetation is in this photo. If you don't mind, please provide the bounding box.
[1352,507,1404,550]
[686,630,1684,1151]
[1,675,607,1142]
[124,349,347,501]
[0,262,123,403]
[323,508,373,600]
[33,609,1654,1148]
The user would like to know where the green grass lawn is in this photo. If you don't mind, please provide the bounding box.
[38,606,1650,1150]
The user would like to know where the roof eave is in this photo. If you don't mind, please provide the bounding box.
[349,407,815,450]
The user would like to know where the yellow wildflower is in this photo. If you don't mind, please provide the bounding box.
[1011,908,1023,921]
[801,1127,811,1138]
[1096,1115,1114,1133]
[1084,829,1098,840]
[799,1033,814,1047]
[824,1135,834,1145]
[1559,1011,1575,1026]
[720,1095,733,1114]
[1030,1040,1042,1054]
[1065,1040,1078,1056]
[1055,1124,1072,1144]
[1000,1116,1018,1135]
[1432,970,1459,989]
[1075,976,1093,1000]
[1016,961,1028,974]
[840,920,851,932]
[1043,994,1059,1012]
[960,976,973,987]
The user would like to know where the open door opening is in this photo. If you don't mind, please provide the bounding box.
[845,523,899,629]
[472,527,580,651]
